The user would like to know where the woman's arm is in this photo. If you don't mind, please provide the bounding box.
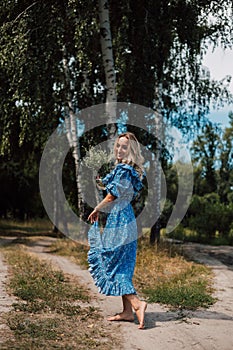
[88,193,116,223]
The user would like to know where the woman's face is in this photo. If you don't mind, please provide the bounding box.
[115,136,129,161]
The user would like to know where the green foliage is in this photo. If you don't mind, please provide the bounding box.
[191,123,221,194]
[114,0,233,129]
[183,113,233,244]
[168,224,186,242]
[187,194,233,241]
[0,0,232,230]
[0,156,45,219]
[218,111,233,202]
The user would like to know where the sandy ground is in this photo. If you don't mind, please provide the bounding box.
[0,236,233,350]
[0,239,17,345]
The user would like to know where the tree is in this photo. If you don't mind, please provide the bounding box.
[188,193,233,241]
[191,122,221,194]
[98,0,117,141]
[0,0,233,243]
[0,0,105,223]
[218,112,233,202]
[110,0,233,242]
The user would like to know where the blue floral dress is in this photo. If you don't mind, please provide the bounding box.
[88,163,144,296]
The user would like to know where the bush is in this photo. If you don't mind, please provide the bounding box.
[186,194,233,243]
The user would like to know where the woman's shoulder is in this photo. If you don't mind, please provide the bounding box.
[102,162,145,183]
[115,162,133,174]
[117,163,145,192]
[116,163,144,181]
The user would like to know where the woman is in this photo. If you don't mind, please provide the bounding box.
[87,132,147,329]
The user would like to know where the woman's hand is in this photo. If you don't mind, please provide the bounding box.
[88,208,99,223]
[96,177,105,190]
[88,193,115,224]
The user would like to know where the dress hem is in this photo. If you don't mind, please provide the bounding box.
[88,249,137,296]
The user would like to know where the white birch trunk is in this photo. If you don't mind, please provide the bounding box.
[62,47,84,219]
[52,175,59,233]
[150,80,163,244]
[98,0,117,147]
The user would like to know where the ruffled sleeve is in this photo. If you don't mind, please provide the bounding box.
[101,168,116,187]
[103,164,143,200]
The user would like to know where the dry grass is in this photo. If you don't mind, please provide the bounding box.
[0,218,216,316]
[1,246,121,350]
[48,233,215,310]
[0,219,53,236]
[0,219,216,349]
[48,238,89,268]
[134,234,215,309]
[134,235,196,290]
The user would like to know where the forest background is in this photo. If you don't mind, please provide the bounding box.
[0,0,233,245]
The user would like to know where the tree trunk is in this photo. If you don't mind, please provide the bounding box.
[52,170,68,236]
[62,46,84,219]
[52,173,59,233]
[150,81,163,245]
[98,0,117,146]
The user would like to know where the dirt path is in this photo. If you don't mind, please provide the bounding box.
[0,237,17,345]
[1,237,233,350]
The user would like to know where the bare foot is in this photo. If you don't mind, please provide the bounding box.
[135,301,147,329]
[107,312,134,322]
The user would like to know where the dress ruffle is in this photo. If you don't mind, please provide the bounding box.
[88,250,137,296]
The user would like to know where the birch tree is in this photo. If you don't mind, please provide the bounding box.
[1,0,232,237]
[98,0,117,145]
[62,45,84,219]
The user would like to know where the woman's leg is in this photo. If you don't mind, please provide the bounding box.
[124,294,147,329]
[107,295,134,321]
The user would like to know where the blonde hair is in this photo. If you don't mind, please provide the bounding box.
[114,132,144,177]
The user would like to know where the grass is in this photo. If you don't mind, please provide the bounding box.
[0,219,217,347]
[6,249,88,311]
[166,225,233,246]
[0,218,53,236]
[48,238,89,268]
[1,246,120,350]
[49,231,216,310]
[134,234,216,309]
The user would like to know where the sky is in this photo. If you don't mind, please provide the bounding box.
[202,46,233,128]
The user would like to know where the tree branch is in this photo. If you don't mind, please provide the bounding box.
[13,1,40,23]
